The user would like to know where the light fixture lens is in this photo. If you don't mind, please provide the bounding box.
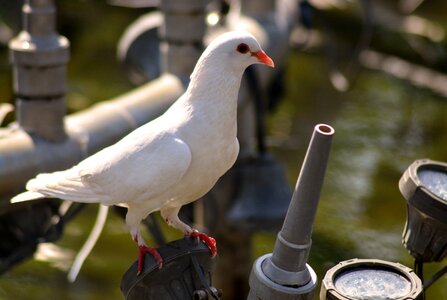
[334,268,411,300]
[418,169,447,202]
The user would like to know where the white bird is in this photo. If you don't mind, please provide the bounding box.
[11,30,274,275]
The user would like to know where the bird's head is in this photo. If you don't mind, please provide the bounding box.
[190,31,274,81]
[208,31,274,69]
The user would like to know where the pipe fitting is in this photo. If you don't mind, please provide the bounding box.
[158,0,208,80]
[248,254,317,300]
[9,0,70,141]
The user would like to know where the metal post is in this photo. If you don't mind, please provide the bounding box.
[248,124,335,299]
[9,0,70,141]
[240,0,276,19]
[159,0,208,82]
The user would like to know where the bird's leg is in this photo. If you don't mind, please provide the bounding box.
[161,206,217,257]
[189,230,217,257]
[133,233,163,274]
[127,209,163,275]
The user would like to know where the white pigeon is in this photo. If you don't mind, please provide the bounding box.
[11,30,274,275]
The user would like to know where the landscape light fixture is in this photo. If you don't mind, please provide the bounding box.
[320,259,423,300]
[121,238,220,300]
[399,159,447,262]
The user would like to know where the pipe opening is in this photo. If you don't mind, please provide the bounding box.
[315,124,335,135]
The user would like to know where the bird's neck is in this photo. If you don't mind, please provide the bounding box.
[185,61,243,126]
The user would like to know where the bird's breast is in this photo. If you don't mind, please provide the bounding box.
[168,135,239,205]
[160,90,240,204]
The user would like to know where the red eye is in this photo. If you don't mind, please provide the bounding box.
[236,43,249,54]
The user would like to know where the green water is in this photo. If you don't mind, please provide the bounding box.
[1,2,446,299]
[268,53,447,299]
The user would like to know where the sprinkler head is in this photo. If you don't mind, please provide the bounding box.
[399,159,447,262]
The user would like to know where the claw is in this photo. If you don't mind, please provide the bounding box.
[137,245,163,275]
[189,230,217,257]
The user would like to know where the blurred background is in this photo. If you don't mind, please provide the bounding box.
[0,0,446,299]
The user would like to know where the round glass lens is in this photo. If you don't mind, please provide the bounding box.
[418,169,447,202]
[334,268,411,300]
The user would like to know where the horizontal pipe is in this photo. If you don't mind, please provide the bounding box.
[0,74,184,212]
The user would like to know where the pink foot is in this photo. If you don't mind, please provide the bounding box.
[137,245,163,275]
[189,230,217,257]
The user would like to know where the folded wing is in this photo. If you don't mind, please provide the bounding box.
[14,131,192,206]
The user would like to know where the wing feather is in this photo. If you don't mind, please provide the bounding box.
[21,128,191,206]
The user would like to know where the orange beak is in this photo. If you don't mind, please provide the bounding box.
[251,50,275,68]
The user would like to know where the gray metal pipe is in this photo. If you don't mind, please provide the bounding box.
[248,124,335,299]
[9,0,70,141]
[159,0,208,82]
[0,74,184,212]
[270,124,335,274]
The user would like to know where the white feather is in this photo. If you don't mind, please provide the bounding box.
[11,191,45,203]
[67,204,109,283]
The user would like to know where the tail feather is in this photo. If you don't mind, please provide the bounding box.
[28,171,86,192]
[15,169,108,204]
[11,191,47,203]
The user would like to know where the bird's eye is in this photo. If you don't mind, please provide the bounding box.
[236,43,249,54]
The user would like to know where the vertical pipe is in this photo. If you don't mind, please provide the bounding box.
[270,124,334,275]
[240,0,275,18]
[248,124,335,299]
[158,0,208,82]
[9,0,70,141]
